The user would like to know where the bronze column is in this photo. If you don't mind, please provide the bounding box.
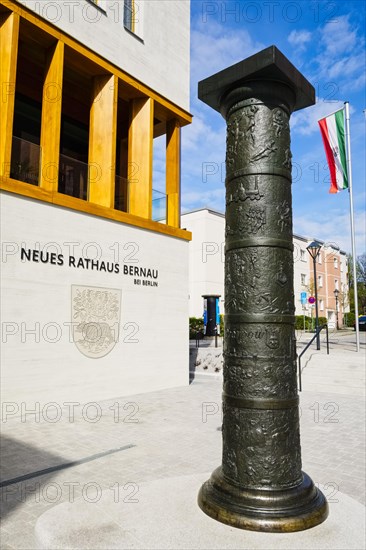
[197,46,328,532]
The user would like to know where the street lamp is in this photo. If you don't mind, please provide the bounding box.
[307,241,322,350]
[334,288,339,330]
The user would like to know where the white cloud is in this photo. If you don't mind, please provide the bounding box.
[181,187,225,213]
[190,19,264,87]
[347,71,366,92]
[182,115,217,151]
[291,98,345,136]
[181,115,226,196]
[288,30,312,50]
[321,16,358,57]
[312,14,365,89]
[327,53,365,80]
[180,107,226,216]
[294,208,366,254]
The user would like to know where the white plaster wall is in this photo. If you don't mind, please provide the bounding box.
[17,0,190,111]
[293,235,311,316]
[182,210,224,318]
[1,192,189,410]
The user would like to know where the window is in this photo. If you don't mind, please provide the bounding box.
[335,279,339,290]
[320,299,324,311]
[318,275,323,288]
[124,0,135,32]
[334,257,338,268]
[318,253,322,264]
[300,249,306,261]
[301,274,307,286]
[11,94,42,186]
[122,1,143,39]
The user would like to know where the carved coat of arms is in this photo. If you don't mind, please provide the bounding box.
[71,285,121,358]
[265,328,280,350]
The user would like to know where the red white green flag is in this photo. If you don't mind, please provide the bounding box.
[318,109,349,194]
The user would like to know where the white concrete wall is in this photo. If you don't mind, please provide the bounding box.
[182,210,225,317]
[17,0,190,111]
[1,192,189,410]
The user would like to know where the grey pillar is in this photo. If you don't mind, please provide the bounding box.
[197,46,328,532]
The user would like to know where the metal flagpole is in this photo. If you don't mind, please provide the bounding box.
[344,101,360,352]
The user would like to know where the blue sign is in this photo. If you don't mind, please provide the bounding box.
[216,298,220,325]
[203,299,207,326]
[300,291,307,305]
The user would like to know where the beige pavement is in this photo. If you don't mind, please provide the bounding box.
[1,331,365,549]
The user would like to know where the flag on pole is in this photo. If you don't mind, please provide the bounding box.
[318,102,360,352]
[318,109,348,193]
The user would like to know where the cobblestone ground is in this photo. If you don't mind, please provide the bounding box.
[1,333,365,549]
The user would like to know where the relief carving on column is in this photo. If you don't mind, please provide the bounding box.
[283,148,292,169]
[249,140,278,164]
[223,408,302,488]
[224,323,295,364]
[273,108,286,136]
[225,248,293,314]
[223,359,297,399]
[226,176,263,206]
[226,104,291,175]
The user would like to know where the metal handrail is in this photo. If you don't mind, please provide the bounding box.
[195,330,204,348]
[298,324,329,392]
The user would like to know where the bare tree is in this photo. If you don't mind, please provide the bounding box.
[348,253,366,314]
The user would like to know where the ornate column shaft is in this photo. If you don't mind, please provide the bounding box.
[197,46,328,533]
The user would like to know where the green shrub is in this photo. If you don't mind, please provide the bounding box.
[189,315,225,338]
[189,317,204,339]
[295,315,327,331]
[344,312,355,327]
[295,315,313,330]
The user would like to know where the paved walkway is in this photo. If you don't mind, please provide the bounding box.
[1,332,365,549]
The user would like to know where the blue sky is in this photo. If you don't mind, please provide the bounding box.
[177,0,365,254]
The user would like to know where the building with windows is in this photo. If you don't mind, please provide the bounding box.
[293,233,349,327]
[182,209,349,327]
[0,0,192,408]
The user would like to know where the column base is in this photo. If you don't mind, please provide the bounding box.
[198,467,328,533]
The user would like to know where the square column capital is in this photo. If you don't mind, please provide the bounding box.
[198,45,315,114]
